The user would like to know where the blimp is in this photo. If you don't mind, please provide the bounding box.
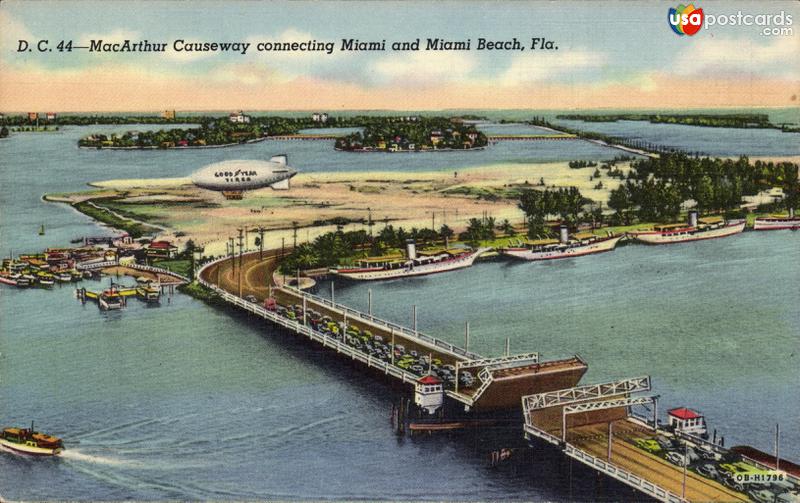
[191,155,298,199]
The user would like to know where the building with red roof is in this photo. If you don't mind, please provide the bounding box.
[667,407,707,436]
[145,240,178,259]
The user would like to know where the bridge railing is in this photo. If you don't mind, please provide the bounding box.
[563,444,686,503]
[76,260,118,270]
[282,284,483,360]
[196,257,421,386]
[126,263,190,283]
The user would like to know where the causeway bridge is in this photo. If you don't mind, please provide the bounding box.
[264,133,578,142]
[196,249,795,502]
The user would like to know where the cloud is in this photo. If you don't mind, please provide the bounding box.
[78,28,142,46]
[498,49,607,86]
[370,51,478,85]
[0,9,35,54]
[673,35,800,76]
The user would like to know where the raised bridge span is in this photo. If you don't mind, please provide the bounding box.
[196,249,794,502]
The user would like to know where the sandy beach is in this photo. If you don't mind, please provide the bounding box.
[51,161,631,256]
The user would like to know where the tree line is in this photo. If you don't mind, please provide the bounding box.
[556,113,780,130]
[517,187,596,238]
[335,117,488,151]
[607,153,800,224]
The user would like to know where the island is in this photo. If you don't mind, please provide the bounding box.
[556,112,800,132]
[72,113,491,151]
[334,117,488,152]
[77,116,269,149]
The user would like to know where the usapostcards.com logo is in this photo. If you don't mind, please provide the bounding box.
[668,4,704,36]
[668,4,794,37]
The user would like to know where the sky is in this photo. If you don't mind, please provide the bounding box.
[0,0,798,112]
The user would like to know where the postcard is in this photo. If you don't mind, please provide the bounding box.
[0,1,798,501]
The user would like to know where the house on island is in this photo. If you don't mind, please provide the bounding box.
[229,111,251,124]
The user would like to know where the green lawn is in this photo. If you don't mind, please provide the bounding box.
[152,259,192,277]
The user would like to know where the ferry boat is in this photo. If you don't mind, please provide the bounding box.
[632,212,745,245]
[0,422,64,456]
[501,226,623,261]
[329,242,489,281]
[753,210,800,231]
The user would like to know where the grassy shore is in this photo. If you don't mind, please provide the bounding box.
[72,200,160,238]
[177,281,225,306]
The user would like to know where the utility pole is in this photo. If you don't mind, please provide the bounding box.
[607,421,613,461]
[228,237,235,272]
[682,442,688,500]
[368,288,372,316]
[464,321,470,352]
[292,221,298,248]
[505,337,510,357]
[237,228,244,298]
[412,304,417,334]
[258,226,265,260]
[776,423,781,471]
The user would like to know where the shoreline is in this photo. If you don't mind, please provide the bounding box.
[78,137,267,150]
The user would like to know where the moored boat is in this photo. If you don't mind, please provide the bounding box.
[136,284,161,304]
[753,209,800,231]
[0,422,63,456]
[0,272,18,286]
[631,212,745,245]
[55,271,73,282]
[99,289,124,310]
[501,226,623,261]
[17,274,34,287]
[330,242,490,281]
[36,271,55,287]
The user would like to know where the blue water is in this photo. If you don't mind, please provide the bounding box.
[1,123,798,500]
[0,124,623,253]
[554,119,800,157]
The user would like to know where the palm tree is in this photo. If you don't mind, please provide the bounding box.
[500,219,515,236]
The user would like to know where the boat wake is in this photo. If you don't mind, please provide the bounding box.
[60,449,136,467]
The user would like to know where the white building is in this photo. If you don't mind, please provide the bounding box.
[229,111,251,124]
[667,407,708,437]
